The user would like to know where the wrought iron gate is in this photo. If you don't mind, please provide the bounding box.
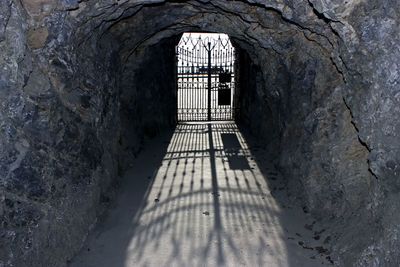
[176,33,236,121]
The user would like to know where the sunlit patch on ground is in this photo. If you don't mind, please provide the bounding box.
[71,123,333,267]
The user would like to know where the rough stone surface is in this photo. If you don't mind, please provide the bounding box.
[119,37,177,169]
[0,0,399,266]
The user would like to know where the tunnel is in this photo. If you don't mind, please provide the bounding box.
[1,0,399,266]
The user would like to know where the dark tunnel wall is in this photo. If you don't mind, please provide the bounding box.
[0,1,399,266]
[119,37,178,170]
[236,30,373,246]
[237,49,278,143]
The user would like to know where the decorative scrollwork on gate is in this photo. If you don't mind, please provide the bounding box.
[176,33,236,121]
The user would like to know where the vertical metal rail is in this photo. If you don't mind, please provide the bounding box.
[207,42,212,121]
[175,46,178,122]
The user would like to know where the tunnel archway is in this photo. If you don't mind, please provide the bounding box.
[1,1,399,266]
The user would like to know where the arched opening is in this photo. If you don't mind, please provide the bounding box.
[176,32,236,121]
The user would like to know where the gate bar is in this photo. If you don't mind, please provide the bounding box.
[207,42,211,121]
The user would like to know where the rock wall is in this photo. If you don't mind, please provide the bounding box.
[119,37,177,169]
[329,1,400,264]
[1,1,122,266]
[237,49,278,144]
[236,25,376,266]
[233,1,400,265]
[0,0,399,266]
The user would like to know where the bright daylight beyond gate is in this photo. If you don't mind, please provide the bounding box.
[176,33,236,122]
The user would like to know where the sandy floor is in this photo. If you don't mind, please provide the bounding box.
[70,122,333,267]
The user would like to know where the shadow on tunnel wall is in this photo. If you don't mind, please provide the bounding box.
[71,122,324,267]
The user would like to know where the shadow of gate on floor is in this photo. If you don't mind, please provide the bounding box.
[70,122,329,267]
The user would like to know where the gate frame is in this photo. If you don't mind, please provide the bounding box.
[175,32,238,122]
